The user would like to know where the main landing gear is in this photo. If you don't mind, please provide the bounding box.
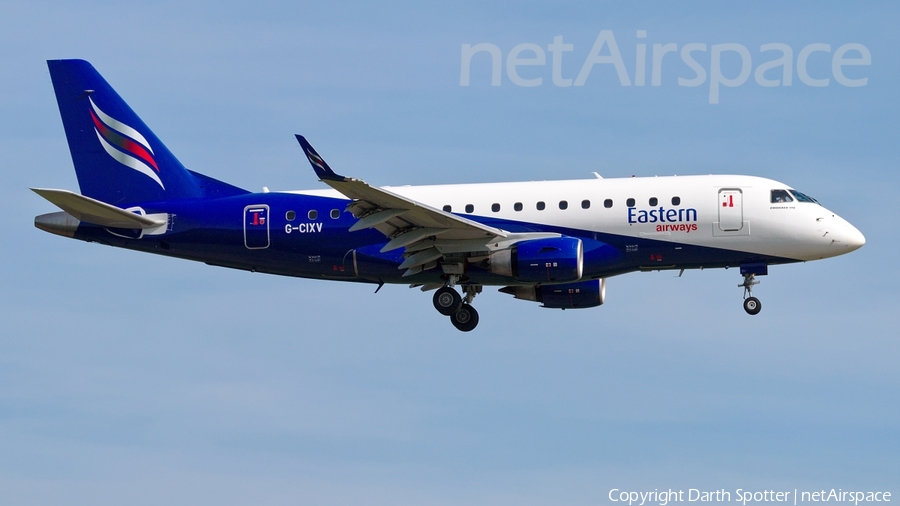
[433,280,481,331]
[740,272,762,315]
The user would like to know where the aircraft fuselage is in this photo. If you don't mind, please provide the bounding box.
[37,174,864,286]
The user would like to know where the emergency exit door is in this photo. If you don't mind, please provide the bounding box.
[718,189,743,231]
[244,205,270,249]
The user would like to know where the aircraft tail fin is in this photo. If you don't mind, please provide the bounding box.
[47,59,246,205]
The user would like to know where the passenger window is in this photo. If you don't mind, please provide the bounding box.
[559,200,568,210]
[443,205,452,212]
[465,204,474,213]
[771,189,794,203]
[286,210,296,221]
[649,197,658,206]
[604,199,613,208]
[514,202,523,212]
[626,198,635,207]
[536,201,545,211]
[581,200,590,209]
[672,196,681,206]
[330,209,340,219]
[491,203,500,212]
[308,210,318,220]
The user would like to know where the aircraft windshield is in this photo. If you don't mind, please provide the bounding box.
[770,189,793,203]
[789,190,819,203]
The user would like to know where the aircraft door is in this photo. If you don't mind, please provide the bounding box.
[718,189,743,231]
[244,204,270,249]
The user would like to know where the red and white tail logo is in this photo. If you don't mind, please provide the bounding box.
[89,97,165,190]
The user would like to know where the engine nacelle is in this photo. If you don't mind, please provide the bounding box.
[500,279,606,309]
[489,236,583,283]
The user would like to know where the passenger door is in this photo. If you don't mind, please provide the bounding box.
[718,189,744,232]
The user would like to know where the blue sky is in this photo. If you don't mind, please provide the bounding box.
[1,1,897,504]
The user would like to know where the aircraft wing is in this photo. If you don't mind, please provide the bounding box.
[296,135,558,276]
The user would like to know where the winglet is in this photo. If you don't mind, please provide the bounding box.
[295,135,346,181]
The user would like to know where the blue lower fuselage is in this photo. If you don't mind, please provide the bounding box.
[69,192,794,286]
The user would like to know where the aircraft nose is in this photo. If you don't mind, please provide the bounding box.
[844,223,866,251]
[815,212,865,259]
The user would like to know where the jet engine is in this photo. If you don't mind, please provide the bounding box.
[500,279,606,309]
[489,236,583,283]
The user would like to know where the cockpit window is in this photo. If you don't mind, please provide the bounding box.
[771,189,794,203]
[789,190,819,203]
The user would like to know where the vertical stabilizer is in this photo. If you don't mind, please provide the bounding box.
[48,59,245,205]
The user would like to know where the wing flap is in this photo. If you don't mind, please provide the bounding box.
[398,247,444,270]
[348,208,407,232]
[381,227,450,253]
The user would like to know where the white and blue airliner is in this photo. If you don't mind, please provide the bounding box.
[33,60,865,331]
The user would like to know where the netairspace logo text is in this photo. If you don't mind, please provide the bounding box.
[459,31,871,104]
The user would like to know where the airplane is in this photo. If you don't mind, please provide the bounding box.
[33,59,866,332]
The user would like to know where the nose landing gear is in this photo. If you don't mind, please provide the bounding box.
[432,278,482,331]
[740,273,762,315]
[737,263,767,315]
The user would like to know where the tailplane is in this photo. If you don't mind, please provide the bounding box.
[47,59,245,205]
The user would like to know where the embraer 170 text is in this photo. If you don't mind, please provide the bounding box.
[33,60,865,331]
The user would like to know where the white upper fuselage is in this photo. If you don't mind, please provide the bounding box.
[294,174,865,262]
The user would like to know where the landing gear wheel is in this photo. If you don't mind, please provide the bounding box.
[743,296,762,315]
[739,272,763,316]
[450,304,479,332]
[433,287,462,316]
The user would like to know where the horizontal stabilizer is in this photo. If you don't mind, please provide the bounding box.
[31,188,165,229]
